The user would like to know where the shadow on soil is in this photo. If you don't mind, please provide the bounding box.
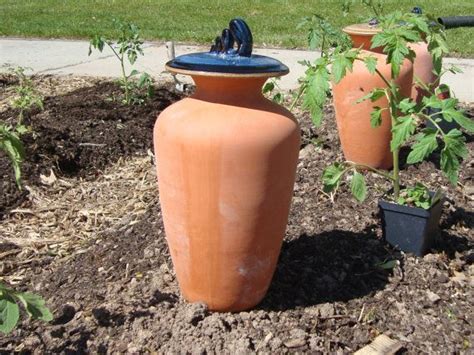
[434,230,473,259]
[260,226,397,311]
[435,206,474,258]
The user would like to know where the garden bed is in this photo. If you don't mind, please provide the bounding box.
[0,75,473,353]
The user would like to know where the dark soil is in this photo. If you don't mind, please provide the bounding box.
[1,77,473,353]
[0,76,182,217]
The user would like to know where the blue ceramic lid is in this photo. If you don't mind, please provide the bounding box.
[166,19,289,77]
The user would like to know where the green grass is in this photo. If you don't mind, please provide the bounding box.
[0,0,473,56]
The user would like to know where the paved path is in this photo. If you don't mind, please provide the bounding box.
[1,38,473,101]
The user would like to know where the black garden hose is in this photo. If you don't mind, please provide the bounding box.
[437,16,474,29]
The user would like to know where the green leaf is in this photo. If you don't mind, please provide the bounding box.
[309,105,324,126]
[15,293,53,322]
[441,129,467,185]
[372,21,417,78]
[391,115,415,151]
[407,129,438,164]
[427,32,449,62]
[398,184,431,209]
[303,64,330,127]
[298,14,352,52]
[410,16,430,34]
[350,171,367,202]
[272,93,283,104]
[262,81,275,94]
[447,65,462,74]
[371,32,389,49]
[370,106,384,128]
[399,98,416,114]
[364,56,378,74]
[0,295,19,334]
[89,35,105,55]
[137,72,152,88]
[322,163,345,193]
[438,98,458,122]
[397,196,406,205]
[356,88,385,103]
[0,126,25,187]
[389,39,412,78]
[445,109,474,133]
[129,69,140,77]
[15,125,29,135]
[376,260,397,270]
[423,94,443,110]
[331,51,356,83]
[128,50,138,65]
[308,29,321,50]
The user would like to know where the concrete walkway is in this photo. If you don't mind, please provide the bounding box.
[1,38,473,101]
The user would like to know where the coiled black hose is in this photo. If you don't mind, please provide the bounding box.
[438,16,474,29]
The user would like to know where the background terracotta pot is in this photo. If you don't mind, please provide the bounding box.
[410,42,438,103]
[332,24,413,170]
[154,71,300,312]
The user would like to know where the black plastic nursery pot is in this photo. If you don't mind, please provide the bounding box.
[378,193,444,256]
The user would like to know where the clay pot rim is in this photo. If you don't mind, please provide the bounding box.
[165,64,289,79]
[343,23,382,36]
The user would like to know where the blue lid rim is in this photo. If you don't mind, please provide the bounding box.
[166,18,289,77]
[166,56,289,76]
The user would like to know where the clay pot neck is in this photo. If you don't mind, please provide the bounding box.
[343,24,384,54]
[349,33,384,54]
[191,76,267,105]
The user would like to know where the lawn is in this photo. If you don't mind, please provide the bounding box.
[0,0,473,56]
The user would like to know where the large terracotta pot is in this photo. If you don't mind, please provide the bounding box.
[332,24,413,169]
[153,20,300,312]
[347,23,438,106]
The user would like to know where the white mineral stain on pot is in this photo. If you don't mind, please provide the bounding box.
[218,201,240,223]
[238,256,271,278]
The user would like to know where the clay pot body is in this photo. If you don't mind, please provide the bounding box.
[333,25,414,169]
[411,42,438,103]
[154,75,300,311]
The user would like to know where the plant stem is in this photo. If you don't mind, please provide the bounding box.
[289,86,306,111]
[18,110,24,125]
[355,55,402,198]
[348,161,395,181]
[354,57,392,88]
[392,148,400,198]
[119,55,130,104]
[422,112,447,137]
[374,68,392,88]
[386,88,401,200]
[321,31,326,58]
[108,44,130,104]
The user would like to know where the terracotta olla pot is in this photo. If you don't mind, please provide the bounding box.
[153,19,300,312]
[333,24,413,170]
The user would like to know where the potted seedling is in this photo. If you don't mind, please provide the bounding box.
[302,11,473,256]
